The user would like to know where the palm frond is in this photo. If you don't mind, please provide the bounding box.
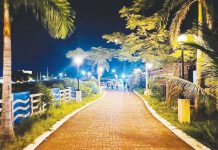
[156,75,216,103]
[14,0,76,39]
[158,0,186,28]
[202,0,214,30]
[66,48,88,59]
[169,0,194,47]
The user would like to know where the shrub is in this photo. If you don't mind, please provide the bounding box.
[80,80,100,97]
[52,83,65,90]
[149,78,165,101]
[33,83,53,107]
[63,78,77,88]
[127,71,145,90]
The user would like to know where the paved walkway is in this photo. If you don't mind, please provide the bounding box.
[36,90,193,150]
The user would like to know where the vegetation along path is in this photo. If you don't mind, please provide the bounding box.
[36,90,193,150]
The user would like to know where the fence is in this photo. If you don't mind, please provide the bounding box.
[0,87,75,124]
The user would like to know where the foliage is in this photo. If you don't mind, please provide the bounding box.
[87,47,116,72]
[63,78,77,88]
[66,47,116,73]
[66,48,88,61]
[127,69,145,90]
[52,83,65,90]
[149,78,165,101]
[156,75,216,101]
[158,0,214,47]
[1,94,102,150]
[102,0,196,65]
[32,83,53,107]
[13,0,76,39]
[194,123,218,148]
[80,80,100,97]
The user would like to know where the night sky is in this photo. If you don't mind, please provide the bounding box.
[0,0,131,77]
[1,0,214,77]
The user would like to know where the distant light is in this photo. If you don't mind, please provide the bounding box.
[59,73,63,77]
[112,69,116,73]
[121,73,126,79]
[135,68,141,72]
[73,56,83,67]
[177,34,187,44]
[115,74,118,79]
[147,63,153,69]
[87,72,92,77]
[81,70,86,76]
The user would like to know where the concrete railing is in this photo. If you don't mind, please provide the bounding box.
[0,87,75,124]
[30,93,46,115]
[60,89,71,101]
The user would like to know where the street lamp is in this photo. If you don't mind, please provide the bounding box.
[73,56,84,102]
[81,70,86,76]
[144,63,152,95]
[59,73,63,78]
[177,34,187,79]
[121,73,126,79]
[73,56,84,91]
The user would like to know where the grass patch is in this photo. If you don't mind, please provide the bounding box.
[1,93,102,150]
[137,90,218,150]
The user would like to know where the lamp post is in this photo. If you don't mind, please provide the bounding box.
[73,56,83,102]
[177,34,187,79]
[177,34,190,123]
[144,63,152,95]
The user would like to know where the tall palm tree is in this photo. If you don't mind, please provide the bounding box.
[159,0,214,110]
[88,47,114,85]
[1,0,75,141]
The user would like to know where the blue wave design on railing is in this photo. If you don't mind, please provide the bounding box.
[13,92,31,124]
[14,112,30,124]
[52,88,60,101]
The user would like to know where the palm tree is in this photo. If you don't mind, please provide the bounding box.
[88,47,114,85]
[1,0,75,141]
[159,0,214,110]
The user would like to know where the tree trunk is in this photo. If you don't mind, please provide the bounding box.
[98,74,101,86]
[195,0,203,111]
[0,0,15,141]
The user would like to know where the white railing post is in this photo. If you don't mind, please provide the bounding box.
[30,96,34,114]
[30,93,43,115]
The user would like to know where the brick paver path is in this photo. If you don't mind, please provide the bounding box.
[36,90,193,150]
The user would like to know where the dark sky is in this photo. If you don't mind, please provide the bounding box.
[0,0,131,77]
[1,0,216,77]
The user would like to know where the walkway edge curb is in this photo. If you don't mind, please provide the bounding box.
[134,91,210,150]
[24,91,107,150]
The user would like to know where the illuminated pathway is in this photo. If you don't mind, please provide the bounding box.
[36,90,193,150]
